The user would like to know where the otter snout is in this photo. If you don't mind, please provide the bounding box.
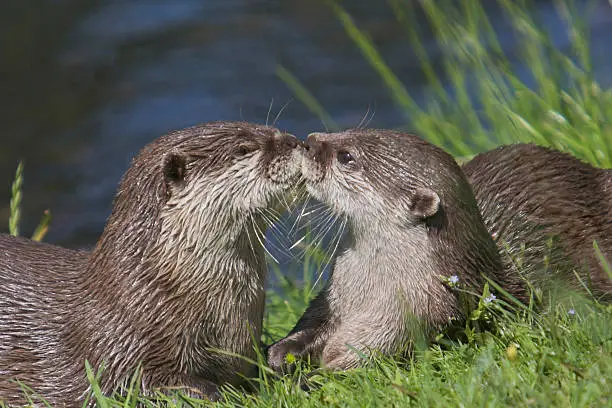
[305,133,333,166]
[265,132,304,186]
[279,132,299,149]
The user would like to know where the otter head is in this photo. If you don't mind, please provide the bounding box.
[159,122,300,216]
[301,129,502,297]
[155,122,302,248]
[301,129,464,236]
[94,121,302,273]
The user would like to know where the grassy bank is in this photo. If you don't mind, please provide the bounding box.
[4,0,612,407]
[85,280,612,407]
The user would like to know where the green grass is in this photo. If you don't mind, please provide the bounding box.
[3,0,612,406]
[81,281,611,407]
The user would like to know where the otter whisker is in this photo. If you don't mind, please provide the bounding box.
[256,210,292,258]
[257,205,283,232]
[289,234,307,251]
[272,98,293,126]
[356,104,372,130]
[243,216,259,260]
[286,190,323,238]
[266,98,274,126]
[257,209,281,234]
[261,195,295,249]
[289,199,311,236]
[305,205,337,238]
[323,215,346,266]
[308,217,346,296]
[304,203,330,218]
[315,210,342,251]
[295,213,329,249]
[249,213,279,264]
[276,188,293,215]
[295,207,339,260]
[301,219,334,246]
[362,103,376,129]
[320,118,330,133]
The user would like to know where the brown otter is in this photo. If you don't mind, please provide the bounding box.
[267,129,611,372]
[0,121,301,406]
[463,143,611,301]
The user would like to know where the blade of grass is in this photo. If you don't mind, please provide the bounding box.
[276,65,338,131]
[9,161,23,236]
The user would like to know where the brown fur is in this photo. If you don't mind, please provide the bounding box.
[267,132,611,373]
[0,121,301,406]
[463,143,611,301]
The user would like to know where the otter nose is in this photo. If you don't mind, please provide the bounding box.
[306,133,321,152]
[282,133,299,149]
[305,133,328,163]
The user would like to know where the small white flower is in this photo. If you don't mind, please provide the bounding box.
[483,293,497,304]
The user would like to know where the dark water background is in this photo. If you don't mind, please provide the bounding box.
[1,0,611,254]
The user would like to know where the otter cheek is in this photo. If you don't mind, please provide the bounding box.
[266,157,286,184]
[301,150,327,183]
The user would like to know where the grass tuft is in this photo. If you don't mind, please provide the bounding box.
[6,161,52,241]
[321,0,612,166]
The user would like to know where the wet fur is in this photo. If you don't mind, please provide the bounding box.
[0,122,301,406]
[268,131,611,373]
[463,144,611,301]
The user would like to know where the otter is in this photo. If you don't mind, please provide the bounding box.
[0,121,301,406]
[267,129,611,373]
[463,143,611,302]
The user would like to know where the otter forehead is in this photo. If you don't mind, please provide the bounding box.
[155,121,287,155]
[129,121,297,175]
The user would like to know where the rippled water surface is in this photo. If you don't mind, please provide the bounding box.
[1,0,611,249]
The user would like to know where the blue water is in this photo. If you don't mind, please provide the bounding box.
[0,0,610,251]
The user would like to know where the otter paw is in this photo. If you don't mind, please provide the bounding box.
[165,378,222,402]
[267,338,307,374]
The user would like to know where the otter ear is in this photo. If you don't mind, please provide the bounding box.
[163,151,187,186]
[410,188,440,219]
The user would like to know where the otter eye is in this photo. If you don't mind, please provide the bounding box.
[234,144,258,157]
[336,150,354,165]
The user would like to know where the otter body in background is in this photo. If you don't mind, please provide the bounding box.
[463,144,611,302]
[267,131,610,373]
[0,122,301,406]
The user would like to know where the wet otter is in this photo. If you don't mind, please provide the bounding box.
[463,143,611,301]
[0,121,301,406]
[267,130,611,372]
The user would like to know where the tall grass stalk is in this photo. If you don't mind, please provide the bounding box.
[8,161,23,236]
[6,161,52,241]
[311,0,611,166]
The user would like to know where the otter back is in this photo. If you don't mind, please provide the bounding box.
[463,143,611,301]
[0,234,89,403]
